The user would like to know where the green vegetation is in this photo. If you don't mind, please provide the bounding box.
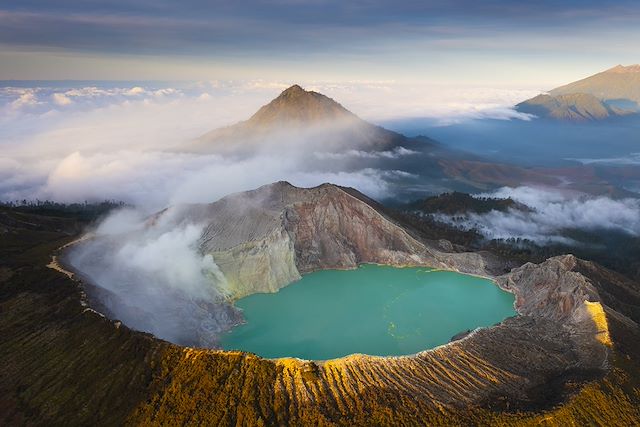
[1,199,124,221]
[408,191,524,215]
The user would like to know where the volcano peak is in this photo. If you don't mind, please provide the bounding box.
[246,84,356,127]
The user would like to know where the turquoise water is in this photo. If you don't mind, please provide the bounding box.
[221,265,516,360]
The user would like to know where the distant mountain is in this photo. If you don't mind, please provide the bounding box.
[190,84,409,154]
[517,64,640,121]
[240,84,357,126]
[517,93,624,121]
[550,64,640,103]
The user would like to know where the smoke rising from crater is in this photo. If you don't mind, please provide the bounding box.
[69,206,239,347]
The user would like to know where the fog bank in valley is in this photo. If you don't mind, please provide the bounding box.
[0,80,535,207]
[435,186,640,244]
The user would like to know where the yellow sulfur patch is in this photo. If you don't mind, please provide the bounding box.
[583,301,612,346]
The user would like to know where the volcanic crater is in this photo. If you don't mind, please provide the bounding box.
[57,181,626,424]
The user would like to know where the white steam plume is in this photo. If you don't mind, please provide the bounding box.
[69,206,238,347]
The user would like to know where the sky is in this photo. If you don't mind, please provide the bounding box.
[1,0,639,85]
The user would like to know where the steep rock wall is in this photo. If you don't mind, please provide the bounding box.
[284,187,435,273]
[209,228,301,298]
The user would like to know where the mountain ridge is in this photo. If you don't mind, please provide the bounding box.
[606,64,640,74]
[187,84,623,197]
[517,64,640,120]
[54,180,636,425]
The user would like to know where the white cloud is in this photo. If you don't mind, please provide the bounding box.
[436,186,640,244]
[126,86,146,96]
[303,83,540,123]
[567,153,640,166]
[52,93,73,106]
[314,146,418,160]
[0,80,544,208]
[8,89,41,110]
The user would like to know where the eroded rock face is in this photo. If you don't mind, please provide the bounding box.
[285,186,430,273]
[173,183,616,367]
[208,228,300,297]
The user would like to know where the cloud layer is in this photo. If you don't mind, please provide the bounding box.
[0,80,537,208]
[436,186,640,244]
[2,1,639,85]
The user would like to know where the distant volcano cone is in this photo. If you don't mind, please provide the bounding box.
[189,84,409,154]
[245,85,358,127]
